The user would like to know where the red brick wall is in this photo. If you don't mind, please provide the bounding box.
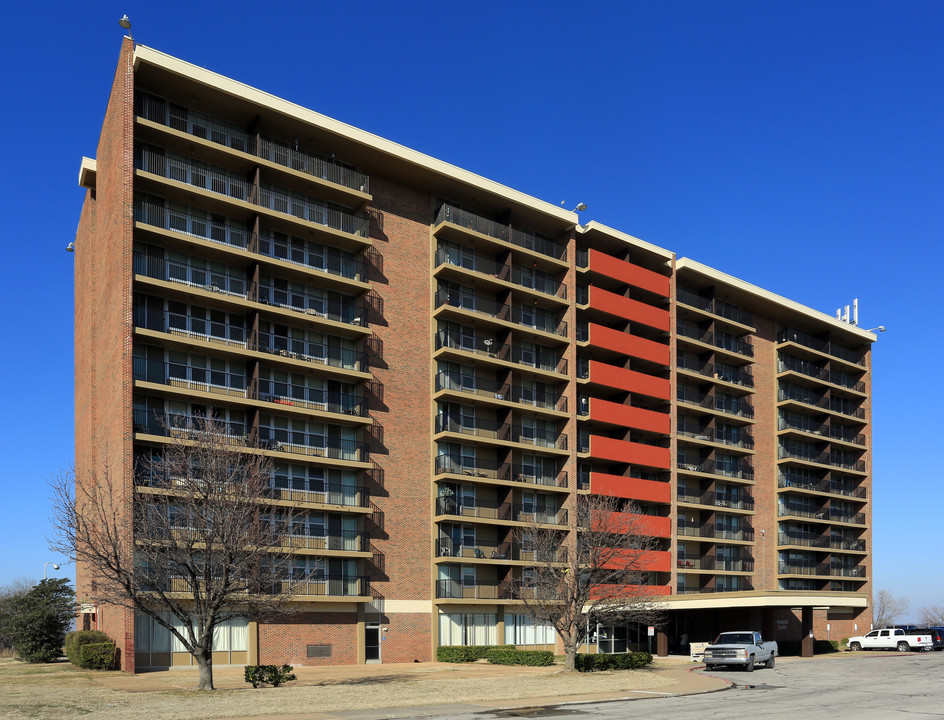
[74,36,136,671]
[750,314,778,592]
[380,612,434,663]
[259,612,358,666]
[361,175,434,659]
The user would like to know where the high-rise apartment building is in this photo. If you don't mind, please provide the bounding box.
[73,40,876,671]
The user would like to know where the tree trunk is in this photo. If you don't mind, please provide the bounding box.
[195,647,215,690]
[562,628,576,671]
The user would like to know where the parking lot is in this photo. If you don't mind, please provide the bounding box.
[410,652,944,720]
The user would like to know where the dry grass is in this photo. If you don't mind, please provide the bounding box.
[0,657,681,719]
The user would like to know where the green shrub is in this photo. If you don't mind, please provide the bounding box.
[436,645,515,663]
[79,642,116,670]
[575,651,653,672]
[485,648,554,666]
[244,664,296,688]
[65,630,112,667]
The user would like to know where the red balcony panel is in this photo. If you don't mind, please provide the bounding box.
[592,472,671,504]
[589,323,670,366]
[636,514,672,538]
[589,435,671,469]
[588,248,670,297]
[589,398,671,435]
[589,286,670,332]
[589,360,670,400]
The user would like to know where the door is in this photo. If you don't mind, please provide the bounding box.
[365,623,381,663]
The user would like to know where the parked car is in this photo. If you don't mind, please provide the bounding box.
[912,627,944,650]
[703,631,777,672]
[847,628,934,652]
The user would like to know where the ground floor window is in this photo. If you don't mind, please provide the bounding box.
[134,613,248,653]
[439,612,497,646]
[504,614,555,646]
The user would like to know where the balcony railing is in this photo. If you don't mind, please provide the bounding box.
[434,456,568,488]
[676,323,754,358]
[778,532,866,551]
[435,416,568,450]
[257,379,366,416]
[256,285,368,327]
[778,417,866,446]
[133,409,247,440]
[677,388,754,419]
[435,579,512,600]
[676,356,754,388]
[435,539,567,562]
[434,289,567,337]
[266,482,369,508]
[434,329,567,374]
[676,289,755,326]
[435,204,566,261]
[676,556,755,572]
[677,424,754,449]
[134,306,247,347]
[778,474,868,499]
[282,529,367,552]
[435,372,566,413]
[435,246,566,299]
[275,575,369,597]
[135,199,249,249]
[133,252,247,298]
[137,92,369,192]
[435,497,567,525]
[136,145,368,237]
[676,583,754,594]
[258,428,368,462]
[677,458,754,481]
[778,328,866,367]
[256,331,366,371]
[778,562,866,578]
[133,358,247,397]
[777,387,866,419]
[676,490,755,511]
[779,445,866,472]
[777,355,866,393]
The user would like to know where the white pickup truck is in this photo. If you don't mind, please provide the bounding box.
[847,628,934,652]
[703,631,778,672]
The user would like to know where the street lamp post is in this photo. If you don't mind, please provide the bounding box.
[44,562,60,580]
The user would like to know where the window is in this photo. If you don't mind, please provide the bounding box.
[504,615,555,646]
[439,613,497,646]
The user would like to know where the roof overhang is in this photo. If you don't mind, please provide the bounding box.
[79,156,97,190]
[653,591,869,612]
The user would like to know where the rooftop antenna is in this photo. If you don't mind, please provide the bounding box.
[119,14,134,44]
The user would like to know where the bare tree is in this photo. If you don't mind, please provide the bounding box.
[873,590,910,629]
[513,492,663,671]
[919,605,944,627]
[49,418,298,690]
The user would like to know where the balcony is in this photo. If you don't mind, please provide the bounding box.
[676,490,755,511]
[434,289,567,337]
[777,387,866,419]
[136,146,369,238]
[434,204,566,261]
[282,529,368,553]
[676,323,754,358]
[677,457,754,481]
[778,562,866,578]
[133,409,247,442]
[278,575,370,597]
[266,482,370,508]
[676,556,755,572]
[777,355,866,393]
[675,583,754,594]
[137,93,370,194]
[777,532,866,551]
[435,416,567,450]
[778,445,866,472]
[434,456,568,489]
[435,497,567,526]
[256,284,369,328]
[434,329,567,374]
[676,289,755,327]
[434,372,566,413]
[435,579,512,600]
[676,520,754,541]
[778,328,866,367]
[677,423,754,450]
[677,388,754,419]
[434,246,566,300]
[777,417,866,446]
[778,474,867,499]
[676,356,754,389]
[133,252,247,298]
[258,428,369,462]
[256,331,367,371]
[778,506,866,525]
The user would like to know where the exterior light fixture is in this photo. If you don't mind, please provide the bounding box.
[44,562,60,579]
[66,242,75,253]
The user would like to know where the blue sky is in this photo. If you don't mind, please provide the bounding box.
[0,1,939,621]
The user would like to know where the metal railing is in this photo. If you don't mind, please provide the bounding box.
[435,416,568,450]
[281,529,367,552]
[133,358,247,397]
[676,289,755,326]
[434,204,566,261]
[778,328,866,366]
[676,423,754,449]
[435,497,567,525]
[434,330,567,374]
[777,354,866,392]
[256,137,369,192]
[256,331,366,370]
[433,456,567,488]
[258,428,369,462]
[676,356,754,388]
[778,445,866,472]
[435,580,511,600]
[134,306,247,347]
[435,246,566,299]
[777,387,866,419]
[133,252,247,298]
[133,409,247,440]
[676,556,755,572]
[266,482,369,508]
[257,379,366,416]
[435,372,566,412]
[778,562,866,578]
[134,199,249,249]
[434,288,567,336]
[274,575,369,597]
[676,490,755,511]
[256,285,368,327]
[677,387,754,419]
[676,323,754,358]
[778,474,868,499]
[778,417,866,446]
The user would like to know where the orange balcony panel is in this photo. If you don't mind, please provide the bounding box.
[592,472,671,504]
[589,286,670,332]
[589,360,670,400]
[589,323,670,366]
[589,398,671,434]
[602,550,671,573]
[636,514,672,538]
[589,435,671,469]
[588,248,670,297]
